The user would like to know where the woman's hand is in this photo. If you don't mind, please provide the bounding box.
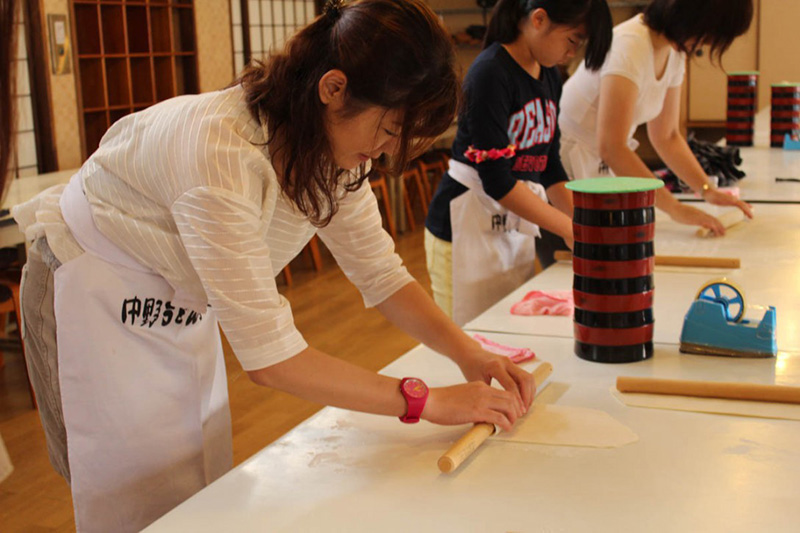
[422,381,524,432]
[703,189,754,219]
[669,202,726,236]
[456,348,535,410]
[563,231,575,251]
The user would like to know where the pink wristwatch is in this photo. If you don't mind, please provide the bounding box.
[399,377,429,424]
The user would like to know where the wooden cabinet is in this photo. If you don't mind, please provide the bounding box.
[71,0,199,158]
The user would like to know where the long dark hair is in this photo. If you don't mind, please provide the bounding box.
[484,0,612,71]
[1,0,18,198]
[238,0,458,227]
[644,0,753,63]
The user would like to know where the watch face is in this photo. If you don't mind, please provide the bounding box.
[402,378,428,399]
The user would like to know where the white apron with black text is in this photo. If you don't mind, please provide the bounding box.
[56,178,232,532]
[448,160,547,326]
[560,136,639,180]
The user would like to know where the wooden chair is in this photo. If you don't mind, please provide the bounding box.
[415,150,449,202]
[0,275,36,408]
[369,172,397,240]
[304,235,323,272]
[280,236,323,287]
[280,265,293,287]
[401,164,430,231]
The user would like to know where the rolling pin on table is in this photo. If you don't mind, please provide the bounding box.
[438,362,553,473]
[553,250,740,269]
[616,376,800,404]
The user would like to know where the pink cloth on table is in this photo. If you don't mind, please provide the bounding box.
[473,334,536,363]
[510,290,574,317]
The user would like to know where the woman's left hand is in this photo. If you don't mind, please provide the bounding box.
[456,349,535,412]
[703,189,754,219]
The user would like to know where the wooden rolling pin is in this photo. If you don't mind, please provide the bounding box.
[616,376,800,405]
[696,209,747,238]
[438,362,553,474]
[650,255,740,268]
[553,251,739,269]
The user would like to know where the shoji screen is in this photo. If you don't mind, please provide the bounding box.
[10,6,38,179]
[231,0,317,75]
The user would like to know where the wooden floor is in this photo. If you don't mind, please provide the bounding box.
[0,225,432,532]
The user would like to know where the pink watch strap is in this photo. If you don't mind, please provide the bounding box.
[399,377,428,423]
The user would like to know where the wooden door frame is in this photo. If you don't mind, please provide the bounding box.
[23,0,58,173]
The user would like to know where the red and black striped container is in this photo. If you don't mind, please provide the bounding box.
[771,83,800,148]
[566,178,664,363]
[726,71,759,147]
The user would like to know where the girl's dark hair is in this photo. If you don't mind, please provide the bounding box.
[1,0,18,197]
[484,0,612,71]
[644,0,754,63]
[238,0,458,227]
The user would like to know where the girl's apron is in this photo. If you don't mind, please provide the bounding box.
[560,136,639,180]
[448,159,547,326]
[56,177,232,532]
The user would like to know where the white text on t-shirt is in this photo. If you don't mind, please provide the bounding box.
[507,98,558,150]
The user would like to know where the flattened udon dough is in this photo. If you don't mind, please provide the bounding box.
[492,404,638,448]
[611,387,800,421]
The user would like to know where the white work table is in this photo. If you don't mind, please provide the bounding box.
[467,202,800,351]
[146,333,800,532]
[675,107,800,204]
[675,145,800,204]
[653,202,800,266]
[731,145,800,202]
[465,261,800,353]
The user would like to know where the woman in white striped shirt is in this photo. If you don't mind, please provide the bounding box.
[14,1,536,530]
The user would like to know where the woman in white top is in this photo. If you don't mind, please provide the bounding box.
[13,1,535,530]
[560,0,754,234]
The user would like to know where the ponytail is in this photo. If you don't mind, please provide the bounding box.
[483,0,528,49]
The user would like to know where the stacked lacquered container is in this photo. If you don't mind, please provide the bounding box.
[566,178,664,363]
[726,71,759,147]
[770,83,800,147]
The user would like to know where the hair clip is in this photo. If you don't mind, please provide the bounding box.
[323,0,345,20]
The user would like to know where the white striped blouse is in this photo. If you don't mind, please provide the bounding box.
[63,86,412,370]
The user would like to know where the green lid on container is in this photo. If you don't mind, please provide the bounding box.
[727,71,759,76]
[565,177,664,194]
[772,82,800,87]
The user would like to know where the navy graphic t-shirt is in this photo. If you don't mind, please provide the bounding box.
[425,42,568,242]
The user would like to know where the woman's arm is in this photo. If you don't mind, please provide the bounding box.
[597,74,726,235]
[375,281,535,409]
[545,181,574,218]
[247,343,525,431]
[647,86,753,218]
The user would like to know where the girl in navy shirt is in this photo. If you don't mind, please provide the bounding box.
[425,0,612,325]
